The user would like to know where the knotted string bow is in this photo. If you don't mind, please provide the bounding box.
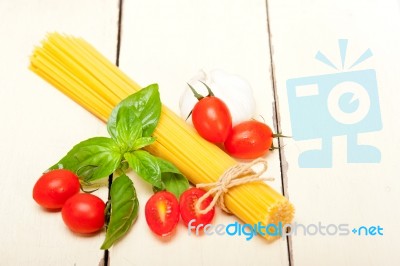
[195,158,274,214]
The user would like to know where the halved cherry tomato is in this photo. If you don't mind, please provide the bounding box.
[179,188,215,228]
[33,169,80,209]
[62,193,105,234]
[145,191,180,237]
[224,120,273,159]
[192,96,232,143]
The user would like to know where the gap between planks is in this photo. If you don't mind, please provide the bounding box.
[102,0,125,265]
[265,0,293,265]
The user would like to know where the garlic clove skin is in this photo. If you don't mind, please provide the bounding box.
[179,69,256,126]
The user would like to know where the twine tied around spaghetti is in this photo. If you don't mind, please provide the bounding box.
[195,158,274,214]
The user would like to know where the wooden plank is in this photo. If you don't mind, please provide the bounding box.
[268,0,400,265]
[0,0,119,264]
[113,0,290,265]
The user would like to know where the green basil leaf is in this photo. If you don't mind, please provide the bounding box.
[161,172,189,198]
[124,150,162,188]
[49,137,122,182]
[101,174,139,250]
[114,161,129,176]
[108,84,161,137]
[156,157,184,175]
[112,106,142,152]
[156,157,189,198]
[131,137,156,150]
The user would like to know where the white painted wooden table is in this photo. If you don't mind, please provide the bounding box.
[1,0,399,265]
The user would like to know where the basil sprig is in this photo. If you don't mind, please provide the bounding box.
[49,84,189,249]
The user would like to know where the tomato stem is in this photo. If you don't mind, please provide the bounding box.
[269,144,278,151]
[269,143,287,151]
[187,83,204,100]
[199,81,215,97]
[273,133,290,138]
[270,133,290,150]
[185,110,193,121]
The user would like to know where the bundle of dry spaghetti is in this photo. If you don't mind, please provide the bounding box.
[30,33,294,240]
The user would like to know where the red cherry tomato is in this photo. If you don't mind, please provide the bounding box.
[179,188,215,228]
[192,96,232,143]
[145,191,180,237]
[224,120,273,159]
[62,193,105,234]
[33,169,80,209]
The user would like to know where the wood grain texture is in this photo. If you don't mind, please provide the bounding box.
[268,0,400,265]
[0,0,119,264]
